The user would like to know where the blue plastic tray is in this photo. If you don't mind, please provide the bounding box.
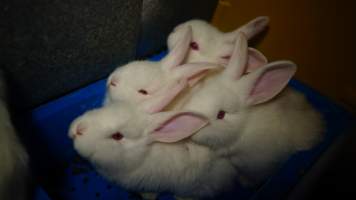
[22,52,354,200]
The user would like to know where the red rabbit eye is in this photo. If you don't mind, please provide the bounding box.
[138,89,148,95]
[217,110,226,120]
[111,132,123,141]
[190,42,199,50]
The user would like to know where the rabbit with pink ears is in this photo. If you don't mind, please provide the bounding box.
[69,16,324,198]
[168,33,324,186]
[167,16,269,65]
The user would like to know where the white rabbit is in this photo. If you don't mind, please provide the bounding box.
[0,71,29,200]
[105,25,222,113]
[168,33,324,186]
[167,16,269,65]
[69,101,237,199]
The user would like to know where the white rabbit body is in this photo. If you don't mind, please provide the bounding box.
[0,73,29,200]
[167,16,269,64]
[69,102,237,198]
[168,33,324,186]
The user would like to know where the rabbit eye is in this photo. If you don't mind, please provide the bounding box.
[111,132,123,141]
[190,42,199,50]
[217,110,226,120]
[138,89,148,95]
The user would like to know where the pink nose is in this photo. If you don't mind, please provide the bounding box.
[70,123,86,139]
[110,81,117,87]
[109,77,118,87]
[76,129,83,136]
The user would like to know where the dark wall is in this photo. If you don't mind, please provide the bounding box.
[0,0,142,110]
[0,0,218,111]
[137,0,218,58]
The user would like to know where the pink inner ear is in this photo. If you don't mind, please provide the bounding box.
[249,67,294,105]
[155,114,202,132]
[246,48,267,74]
[152,113,208,143]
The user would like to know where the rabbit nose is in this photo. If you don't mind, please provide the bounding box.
[110,80,117,87]
[76,126,84,136]
[72,123,86,139]
[109,77,118,87]
[76,129,83,136]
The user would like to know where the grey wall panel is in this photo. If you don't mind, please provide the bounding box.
[136,0,218,58]
[0,0,142,110]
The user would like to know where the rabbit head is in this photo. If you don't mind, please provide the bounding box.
[167,16,269,65]
[105,25,222,110]
[173,33,323,186]
[68,102,242,197]
[69,101,210,176]
[170,33,296,152]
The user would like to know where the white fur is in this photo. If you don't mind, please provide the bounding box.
[168,34,324,186]
[0,74,29,200]
[167,16,269,65]
[69,102,237,198]
[104,61,161,105]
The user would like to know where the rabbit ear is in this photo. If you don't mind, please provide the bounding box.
[224,16,269,42]
[246,48,268,73]
[161,25,192,71]
[141,63,222,114]
[172,62,223,86]
[223,34,268,80]
[239,61,297,106]
[140,79,188,114]
[223,32,248,80]
[149,112,209,143]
